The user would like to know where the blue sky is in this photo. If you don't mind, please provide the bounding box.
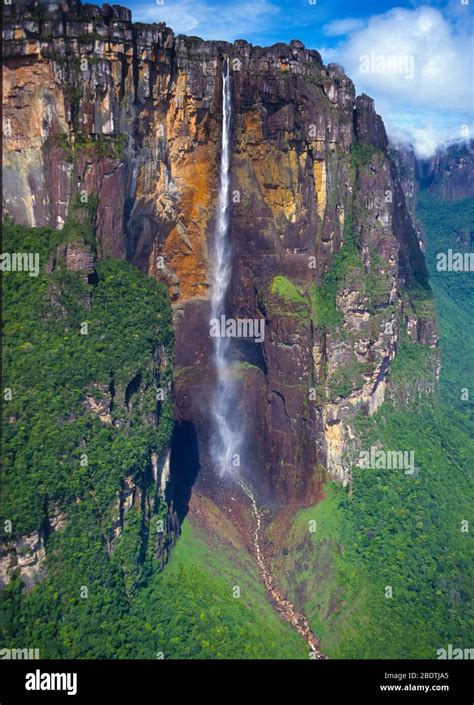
[119,0,472,156]
[127,0,448,46]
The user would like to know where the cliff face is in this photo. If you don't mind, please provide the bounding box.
[389,144,420,233]
[424,140,474,201]
[391,140,474,207]
[2,1,437,511]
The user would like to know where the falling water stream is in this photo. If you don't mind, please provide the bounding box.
[210,58,241,475]
[210,60,326,659]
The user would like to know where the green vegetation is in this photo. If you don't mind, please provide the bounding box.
[274,396,473,658]
[233,361,262,379]
[43,133,74,163]
[1,222,173,538]
[271,275,306,305]
[6,509,306,659]
[266,275,309,329]
[417,193,474,412]
[310,226,392,333]
[328,359,370,400]
[75,134,128,161]
[350,141,384,171]
[43,131,128,165]
[1,220,173,656]
[365,251,392,313]
[310,229,363,330]
[274,398,473,659]
[389,332,436,392]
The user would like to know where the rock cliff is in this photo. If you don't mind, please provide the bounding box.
[2,0,438,515]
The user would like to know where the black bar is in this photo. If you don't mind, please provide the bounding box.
[0,659,472,702]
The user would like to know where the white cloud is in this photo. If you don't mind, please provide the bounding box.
[134,0,281,42]
[330,6,473,156]
[323,18,364,37]
[388,122,469,160]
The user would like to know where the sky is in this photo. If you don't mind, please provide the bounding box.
[120,0,472,157]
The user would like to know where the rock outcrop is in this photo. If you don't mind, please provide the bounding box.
[2,1,438,514]
[0,506,66,590]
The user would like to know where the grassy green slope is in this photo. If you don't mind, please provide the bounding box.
[123,497,308,659]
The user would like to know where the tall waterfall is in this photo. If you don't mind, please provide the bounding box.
[210,59,241,478]
[207,62,326,658]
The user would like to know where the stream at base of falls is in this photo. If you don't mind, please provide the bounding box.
[236,476,328,660]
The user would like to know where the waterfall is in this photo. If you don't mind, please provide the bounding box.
[208,61,326,658]
[210,59,241,478]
